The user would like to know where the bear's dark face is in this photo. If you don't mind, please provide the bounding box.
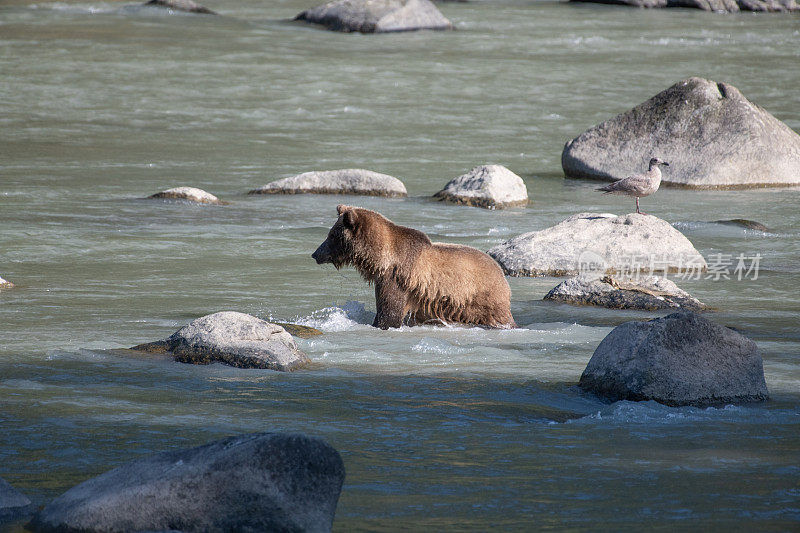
[312,206,358,269]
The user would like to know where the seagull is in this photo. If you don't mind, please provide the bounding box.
[597,157,669,215]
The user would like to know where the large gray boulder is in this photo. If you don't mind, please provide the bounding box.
[579,312,769,406]
[487,212,707,277]
[433,165,528,209]
[28,432,345,533]
[249,169,407,198]
[147,186,224,204]
[1,477,33,523]
[544,275,708,311]
[0,276,13,289]
[295,0,453,33]
[569,0,798,12]
[132,311,310,371]
[562,78,800,188]
[143,0,217,14]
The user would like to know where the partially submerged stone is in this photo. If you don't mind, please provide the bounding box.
[295,0,453,33]
[715,219,771,232]
[132,311,310,371]
[1,477,33,524]
[433,165,528,209]
[143,0,217,14]
[249,169,407,198]
[487,212,706,277]
[569,0,798,12]
[273,322,324,338]
[147,186,224,204]
[579,312,769,407]
[28,432,344,533]
[562,78,800,188]
[544,275,708,311]
[0,276,13,289]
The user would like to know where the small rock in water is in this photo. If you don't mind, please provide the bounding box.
[27,432,345,533]
[131,311,311,371]
[1,477,34,524]
[295,0,453,33]
[487,212,706,277]
[715,219,771,232]
[248,169,407,198]
[562,77,800,188]
[569,0,798,13]
[544,275,708,311]
[433,165,528,209]
[0,276,13,289]
[143,0,217,14]
[147,186,225,204]
[273,322,324,338]
[579,311,769,407]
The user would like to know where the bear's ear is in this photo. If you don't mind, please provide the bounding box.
[336,204,352,215]
[341,208,358,230]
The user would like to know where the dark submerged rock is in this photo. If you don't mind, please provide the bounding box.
[0,477,34,523]
[28,432,345,533]
[569,0,798,12]
[144,0,217,14]
[562,77,800,188]
[295,0,453,33]
[544,275,708,311]
[132,311,310,371]
[715,219,771,232]
[579,312,769,407]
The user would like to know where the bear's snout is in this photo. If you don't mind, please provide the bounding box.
[312,241,331,264]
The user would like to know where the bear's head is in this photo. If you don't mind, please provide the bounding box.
[312,205,363,270]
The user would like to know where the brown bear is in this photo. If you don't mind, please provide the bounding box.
[312,205,516,330]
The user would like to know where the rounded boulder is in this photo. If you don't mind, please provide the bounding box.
[28,432,345,533]
[295,0,453,33]
[147,186,224,204]
[132,311,311,371]
[562,77,800,188]
[487,212,706,277]
[434,165,528,209]
[248,169,407,198]
[579,311,769,407]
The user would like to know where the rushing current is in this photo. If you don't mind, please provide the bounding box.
[1,0,799,530]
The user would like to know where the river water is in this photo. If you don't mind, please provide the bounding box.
[1,0,799,530]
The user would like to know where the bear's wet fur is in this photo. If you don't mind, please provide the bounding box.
[313,205,516,329]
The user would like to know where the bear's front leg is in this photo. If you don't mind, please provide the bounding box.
[373,275,408,329]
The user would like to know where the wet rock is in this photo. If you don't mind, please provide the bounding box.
[147,186,224,204]
[544,275,708,311]
[132,311,310,371]
[487,212,706,277]
[562,77,800,188]
[0,276,13,289]
[248,169,407,198]
[579,312,769,407]
[28,432,345,533]
[433,165,528,209]
[569,0,798,12]
[1,477,34,523]
[143,0,217,14]
[295,0,453,33]
[715,219,770,232]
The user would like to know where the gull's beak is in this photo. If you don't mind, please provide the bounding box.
[662,161,670,166]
